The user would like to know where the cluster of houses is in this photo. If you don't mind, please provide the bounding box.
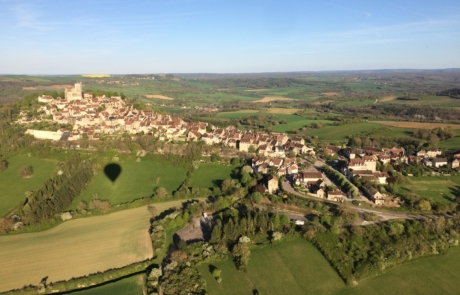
[413,150,460,169]
[19,83,316,160]
[18,83,211,142]
[250,155,347,202]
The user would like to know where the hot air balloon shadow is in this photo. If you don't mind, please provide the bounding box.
[104,163,122,185]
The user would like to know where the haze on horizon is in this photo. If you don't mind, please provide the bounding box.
[0,0,459,74]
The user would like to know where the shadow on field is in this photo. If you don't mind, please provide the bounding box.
[104,163,122,184]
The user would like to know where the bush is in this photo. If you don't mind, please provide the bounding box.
[90,199,111,213]
[18,165,33,178]
[0,159,8,172]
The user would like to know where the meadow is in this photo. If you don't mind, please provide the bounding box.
[71,274,145,295]
[373,121,460,130]
[399,175,460,204]
[307,122,382,140]
[0,199,189,293]
[190,163,237,189]
[272,115,332,133]
[199,239,460,295]
[0,154,57,217]
[71,159,187,209]
[198,240,345,295]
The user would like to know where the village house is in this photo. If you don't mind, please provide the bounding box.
[432,158,448,168]
[450,159,460,169]
[373,172,389,184]
[296,171,323,187]
[327,190,344,202]
[417,149,442,158]
[366,187,385,205]
[266,175,279,194]
[316,188,325,198]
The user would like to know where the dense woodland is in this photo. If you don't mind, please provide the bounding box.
[437,88,460,98]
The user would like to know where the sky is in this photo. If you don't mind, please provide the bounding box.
[0,0,459,74]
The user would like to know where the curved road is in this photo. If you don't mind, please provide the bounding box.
[282,180,424,221]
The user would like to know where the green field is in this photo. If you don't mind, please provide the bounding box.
[307,122,382,140]
[198,240,345,295]
[335,245,460,295]
[439,135,460,151]
[199,239,460,295]
[216,110,260,119]
[0,154,57,217]
[71,159,187,209]
[190,163,237,189]
[72,274,145,295]
[400,175,460,204]
[271,115,332,133]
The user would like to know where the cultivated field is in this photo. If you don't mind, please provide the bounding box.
[0,155,57,217]
[22,85,72,91]
[145,94,175,100]
[0,200,189,292]
[190,163,237,189]
[322,92,341,97]
[380,95,397,102]
[81,74,111,78]
[267,107,301,114]
[374,121,460,130]
[71,159,187,209]
[244,88,270,92]
[72,274,145,295]
[253,96,297,103]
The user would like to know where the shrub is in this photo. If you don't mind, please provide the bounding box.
[90,199,111,213]
[18,165,33,178]
[0,159,8,172]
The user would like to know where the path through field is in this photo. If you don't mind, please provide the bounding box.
[0,199,191,292]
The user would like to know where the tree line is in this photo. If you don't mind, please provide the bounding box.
[19,154,96,224]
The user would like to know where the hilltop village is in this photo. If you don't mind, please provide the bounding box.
[17,83,460,207]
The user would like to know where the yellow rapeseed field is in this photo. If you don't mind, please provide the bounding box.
[81,74,111,78]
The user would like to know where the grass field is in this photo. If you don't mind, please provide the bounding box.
[72,274,145,295]
[272,116,332,133]
[307,122,382,140]
[71,160,187,209]
[198,240,345,295]
[216,110,260,119]
[0,199,192,293]
[199,239,460,295]
[335,245,460,295]
[399,175,460,204]
[190,164,237,189]
[0,155,57,217]
[374,121,460,130]
[439,135,460,151]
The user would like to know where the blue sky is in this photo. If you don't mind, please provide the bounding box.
[0,0,459,74]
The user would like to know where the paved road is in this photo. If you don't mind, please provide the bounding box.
[281,180,422,221]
